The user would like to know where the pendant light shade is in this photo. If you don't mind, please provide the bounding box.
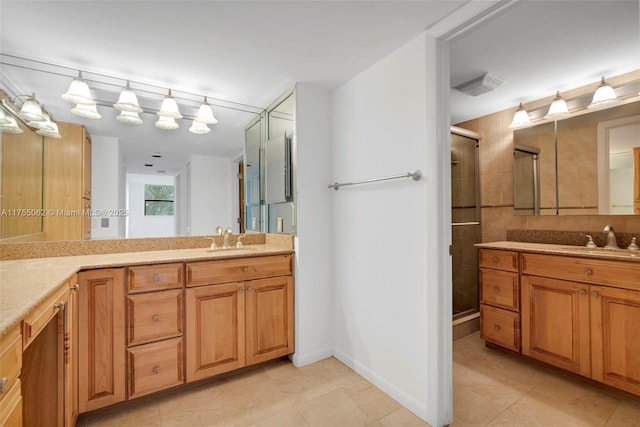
[114,81,143,112]
[158,89,182,118]
[62,71,96,105]
[189,119,211,134]
[509,103,531,128]
[71,103,102,119]
[36,119,61,138]
[27,107,53,129]
[195,97,218,124]
[116,110,143,125]
[155,115,179,130]
[588,77,618,108]
[18,94,46,122]
[544,91,569,119]
[0,113,23,134]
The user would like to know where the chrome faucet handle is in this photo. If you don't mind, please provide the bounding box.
[583,234,597,248]
[204,236,218,249]
[628,237,639,250]
[236,234,246,248]
[216,226,223,235]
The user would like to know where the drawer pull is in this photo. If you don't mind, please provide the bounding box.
[238,287,244,293]
[153,274,161,282]
[591,291,600,298]
[579,289,587,296]
[0,377,7,394]
[152,315,160,322]
[584,269,593,276]
[242,267,249,273]
[492,256,499,263]
[153,366,160,374]
[492,286,500,293]
[493,325,501,332]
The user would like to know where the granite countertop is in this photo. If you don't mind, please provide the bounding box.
[476,241,640,262]
[0,244,293,338]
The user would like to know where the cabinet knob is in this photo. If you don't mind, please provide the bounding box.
[238,287,244,293]
[71,284,79,291]
[584,269,593,276]
[242,267,249,273]
[591,291,600,298]
[0,377,7,394]
[247,286,254,292]
[492,256,499,263]
[152,315,160,322]
[153,366,160,374]
[153,274,161,282]
[53,302,65,311]
[493,325,501,332]
[492,286,500,294]
[579,289,587,296]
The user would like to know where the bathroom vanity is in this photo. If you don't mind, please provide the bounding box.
[0,236,294,426]
[477,241,640,398]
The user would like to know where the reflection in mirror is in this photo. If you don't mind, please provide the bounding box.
[244,115,263,232]
[513,101,640,215]
[512,122,556,215]
[1,118,44,239]
[513,145,540,215]
[557,101,639,215]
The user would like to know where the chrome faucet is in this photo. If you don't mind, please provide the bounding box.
[223,228,233,249]
[603,225,619,249]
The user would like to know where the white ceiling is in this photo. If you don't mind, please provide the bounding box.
[1,1,638,174]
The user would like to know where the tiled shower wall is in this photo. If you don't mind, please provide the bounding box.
[455,70,640,243]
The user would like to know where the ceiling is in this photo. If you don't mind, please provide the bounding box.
[1,1,638,174]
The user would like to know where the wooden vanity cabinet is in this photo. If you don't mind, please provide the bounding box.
[0,326,22,427]
[78,268,126,413]
[185,255,294,382]
[516,251,640,396]
[479,249,520,351]
[126,263,185,399]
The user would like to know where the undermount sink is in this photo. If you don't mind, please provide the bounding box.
[561,246,639,258]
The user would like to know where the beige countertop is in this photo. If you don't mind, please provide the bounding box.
[476,241,640,262]
[0,244,293,338]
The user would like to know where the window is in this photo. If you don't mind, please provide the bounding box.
[144,184,174,215]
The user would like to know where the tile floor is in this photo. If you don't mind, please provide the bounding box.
[77,332,640,427]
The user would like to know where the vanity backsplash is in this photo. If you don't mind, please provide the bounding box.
[507,229,637,249]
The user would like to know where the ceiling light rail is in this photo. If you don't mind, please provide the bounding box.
[509,77,640,129]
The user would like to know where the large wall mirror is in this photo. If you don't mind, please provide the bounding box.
[513,101,640,215]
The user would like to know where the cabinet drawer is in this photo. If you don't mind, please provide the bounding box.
[127,337,184,399]
[127,289,182,346]
[128,263,183,293]
[0,379,22,427]
[522,253,640,290]
[481,304,520,351]
[480,269,519,310]
[0,326,21,401]
[22,284,68,349]
[187,255,292,287]
[479,249,519,272]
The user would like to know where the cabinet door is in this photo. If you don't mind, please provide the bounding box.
[78,268,126,413]
[521,275,591,376]
[186,282,245,382]
[591,285,640,396]
[245,276,294,365]
[66,277,79,427]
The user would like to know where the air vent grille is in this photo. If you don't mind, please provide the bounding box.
[454,73,504,96]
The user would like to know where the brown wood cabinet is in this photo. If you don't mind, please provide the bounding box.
[479,249,520,351]
[44,122,92,241]
[78,268,126,412]
[0,326,22,427]
[480,246,640,398]
[185,255,294,382]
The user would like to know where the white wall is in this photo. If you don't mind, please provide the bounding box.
[91,135,125,239]
[328,33,451,426]
[126,173,175,238]
[189,154,234,235]
[292,84,334,366]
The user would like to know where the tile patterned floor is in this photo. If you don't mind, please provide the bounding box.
[77,332,640,426]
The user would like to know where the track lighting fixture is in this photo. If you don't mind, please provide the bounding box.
[62,71,96,105]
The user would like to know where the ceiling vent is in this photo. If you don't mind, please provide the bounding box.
[455,73,504,96]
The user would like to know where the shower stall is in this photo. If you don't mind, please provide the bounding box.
[450,127,481,323]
